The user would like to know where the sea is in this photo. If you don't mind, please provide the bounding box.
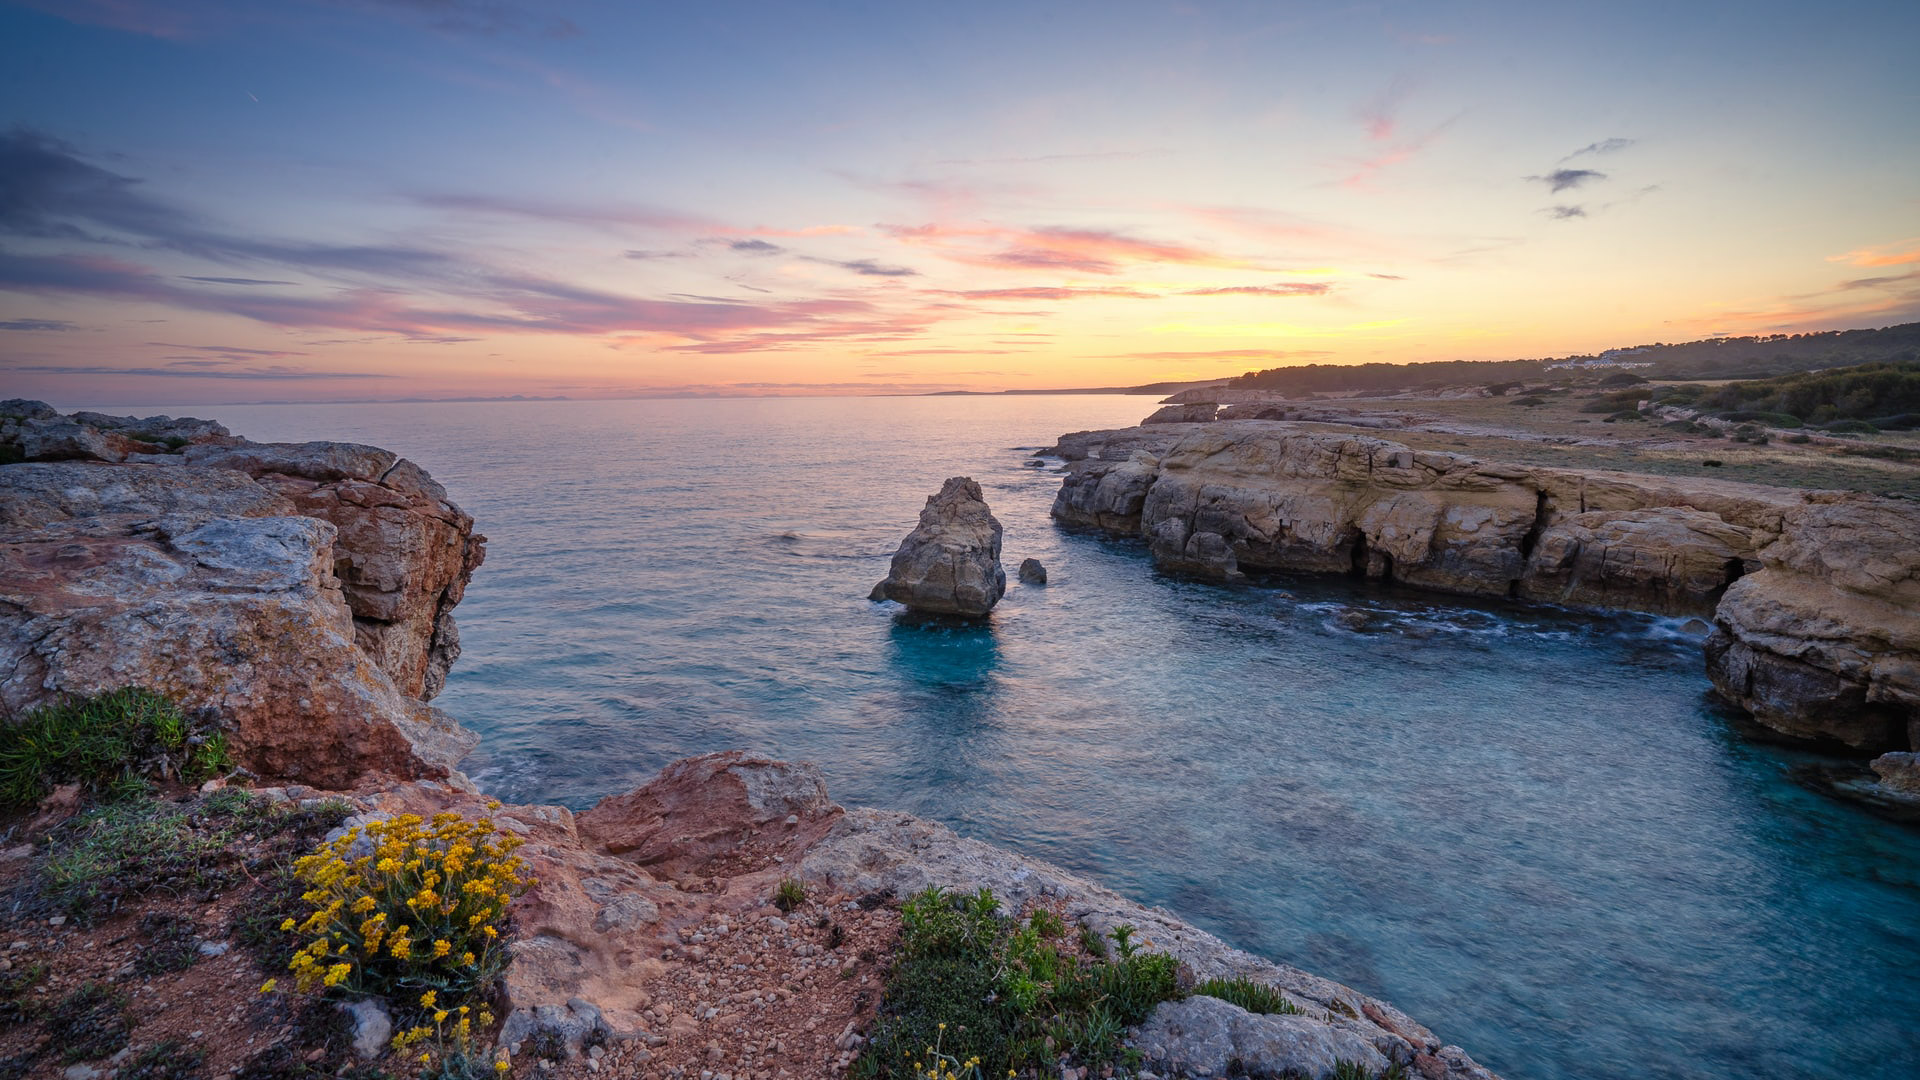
[96,395,1920,1080]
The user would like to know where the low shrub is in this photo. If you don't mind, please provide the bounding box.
[0,688,229,807]
[1509,396,1546,407]
[1602,410,1643,423]
[1714,410,1803,428]
[774,876,807,913]
[1817,418,1880,434]
[275,809,530,1004]
[1580,389,1646,413]
[855,888,1184,1079]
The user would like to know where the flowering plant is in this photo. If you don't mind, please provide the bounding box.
[278,808,531,1000]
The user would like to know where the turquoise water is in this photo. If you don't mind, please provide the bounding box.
[144,397,1919,1080]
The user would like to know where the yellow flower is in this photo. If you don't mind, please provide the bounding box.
[279,918,296,931]
[461,952,476,966]
[482,925,498,938]
[420,990,437,1008]
[434,1010,449,1023]
[432,939,452,958]
[259,979,278,994]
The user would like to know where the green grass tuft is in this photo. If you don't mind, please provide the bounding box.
[0,688,231,807]
[1193,977,1302,1015]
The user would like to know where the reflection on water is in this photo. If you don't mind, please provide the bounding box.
[135,396,1920,1080]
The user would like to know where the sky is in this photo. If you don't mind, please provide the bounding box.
[1,0,1917,405]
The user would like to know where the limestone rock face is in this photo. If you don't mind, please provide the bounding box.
[1049,421,1920,751]
[1520,507,1755,615]
[1132,995,1392,1080]
[577,750,838,876]
[0,407,486,787]
[0,473,475,786]
[185,442,486,699]
[1872,752,1920,797]
[873,476,1006,617]
[1142,403,1218,424]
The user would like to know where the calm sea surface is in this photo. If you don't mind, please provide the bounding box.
[107,396,1920,1080]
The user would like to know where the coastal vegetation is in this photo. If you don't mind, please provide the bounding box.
[0,687,230,808]
[854,887,1180,1079]
[1650,360,1920,430]
[1227,322,1920,397]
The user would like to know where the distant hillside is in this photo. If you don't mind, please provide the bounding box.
[1227,322,1920,396]
[1618,323,1920,380]
[1230,358,1542,395]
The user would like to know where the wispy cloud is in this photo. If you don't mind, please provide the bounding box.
[1545,205,1587,220]
[809,257,918,277]
[934,286,1157,301]
[146,341,311,359]
[0,318,80,331]
[1356,75,1414,141]
[1561,138,1636,162]
[6,362,395,380]
[1526,168,1606,194]
[883,223,1248,274]
[180,276,299,285]
[330,0,582,40]
[728,239,785,254]
[1180,283,1332,297]
[1827,238,1920,268]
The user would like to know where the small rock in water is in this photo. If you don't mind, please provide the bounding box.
[1333,609,1370,631]
[1017,558,1047,585]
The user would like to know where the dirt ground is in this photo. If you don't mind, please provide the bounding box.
[0,786,915,1080]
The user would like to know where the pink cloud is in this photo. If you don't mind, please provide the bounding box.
[882,223,1249,274]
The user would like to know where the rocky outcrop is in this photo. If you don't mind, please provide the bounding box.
[1018,557,1047,585]
[871,476,1007,617]
[576,750,839,876]
[182,441,485,699]
[0,403,484,786]
[355,752,1501,1079]
[1143,403,1219,424]
[798,800,1497,1079]
[1049,421,1920,752]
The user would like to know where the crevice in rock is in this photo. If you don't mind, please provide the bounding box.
[1348,531,1369,578]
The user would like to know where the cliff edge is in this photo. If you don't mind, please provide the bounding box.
[1049,420,1920,760]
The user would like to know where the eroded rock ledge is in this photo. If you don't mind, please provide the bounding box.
[0,402,484,787]
[1048,421,1920,757]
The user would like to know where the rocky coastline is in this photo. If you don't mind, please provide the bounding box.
[0,403,1502,1080]
[1045,417,1920,779]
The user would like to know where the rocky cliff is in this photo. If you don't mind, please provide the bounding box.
[1049,421,1920,756]
[0,402,484,787]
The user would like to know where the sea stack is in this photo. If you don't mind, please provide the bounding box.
[872,476,1007,617]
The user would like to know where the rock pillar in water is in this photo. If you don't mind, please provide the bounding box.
[872,477,1006,617]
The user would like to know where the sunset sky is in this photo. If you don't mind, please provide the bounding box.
[2,0,1917,404]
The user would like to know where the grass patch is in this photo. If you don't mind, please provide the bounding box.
[38,790,351,922]
[1192,977,1301,1015]
[774,876,807,913]
[854,888,1182,1079]
[0,688,230,807]
[120,1040,208,1080]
